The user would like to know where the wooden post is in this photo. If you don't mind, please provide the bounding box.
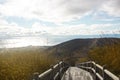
[86,62,89,71]
[94,63,97,80]
[89,61,92,73]
[33,72,39,80]
[103,66,105,80]
[118,75,120,80]
[50,65,54,80]
[58,63,61,80]
[102,65,106,80]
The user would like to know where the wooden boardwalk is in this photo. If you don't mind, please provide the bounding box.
[33,61,119,80]
[61,67,94,80]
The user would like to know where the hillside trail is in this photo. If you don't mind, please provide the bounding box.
[89,38,98,49]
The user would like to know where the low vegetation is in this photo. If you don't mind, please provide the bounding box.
[0,47,56,80]
[89,42,120,75]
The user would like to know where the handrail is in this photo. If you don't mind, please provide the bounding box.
[104,69,119,80]
[76,61,119,80]
[33,61,69,80]
[39,68,52,78]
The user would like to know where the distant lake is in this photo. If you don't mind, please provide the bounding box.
[0,37,48,48]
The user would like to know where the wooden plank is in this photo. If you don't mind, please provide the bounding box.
[61,67,94,80]
[76,61,119,80]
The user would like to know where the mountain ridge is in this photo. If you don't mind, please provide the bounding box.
[46,38,120,59]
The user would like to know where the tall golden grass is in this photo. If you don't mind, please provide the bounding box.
[0,48,56,80]
[89,42,120,75]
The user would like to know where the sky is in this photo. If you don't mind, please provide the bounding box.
[0,0,120,46]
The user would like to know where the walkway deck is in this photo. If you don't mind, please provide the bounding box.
[61,67,94,80]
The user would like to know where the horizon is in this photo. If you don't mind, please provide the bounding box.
[0,35,120,48]
[0,0,120,48]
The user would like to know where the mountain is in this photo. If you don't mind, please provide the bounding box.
[46,38,120,59]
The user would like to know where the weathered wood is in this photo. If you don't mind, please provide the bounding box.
[33,61,69,80]
[33,61,119,80]
[61,67,94,80]
[119,75,120,80]
[76,61,119,80]
[104,70,119,80]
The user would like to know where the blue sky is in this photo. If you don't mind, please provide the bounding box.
[0,0,120,46]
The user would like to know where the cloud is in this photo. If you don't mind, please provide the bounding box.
[0,0,119,23]
[0,0,119,47]
[101,0,120,17]
[31,22,120,35]
[0,0,119,37]
[61,0,102,14]
[1,0,117,23]
[0,16,119,37]
[0,18,28,37]
[0,18,119,46]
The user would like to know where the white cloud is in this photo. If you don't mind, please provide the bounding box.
[0,18,28,36]
[0,0,119,47]
[0,16,119,37]
[0,18,8,25]
[0,0,112,23]
[0,19,119,47]
[31,22,120,35]
[0,0,120,37]
[0,0,119,23]
[101,0,120,17]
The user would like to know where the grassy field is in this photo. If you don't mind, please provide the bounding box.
[0,47,56,80]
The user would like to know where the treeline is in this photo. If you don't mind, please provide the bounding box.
[0,48,56,80]
[89,42,120,75]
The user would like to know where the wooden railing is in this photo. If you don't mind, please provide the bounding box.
[76,61,119,80]
[33,61,69,80]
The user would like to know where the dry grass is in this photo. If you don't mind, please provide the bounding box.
[89,43,120,75]
[0,47,56,80]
